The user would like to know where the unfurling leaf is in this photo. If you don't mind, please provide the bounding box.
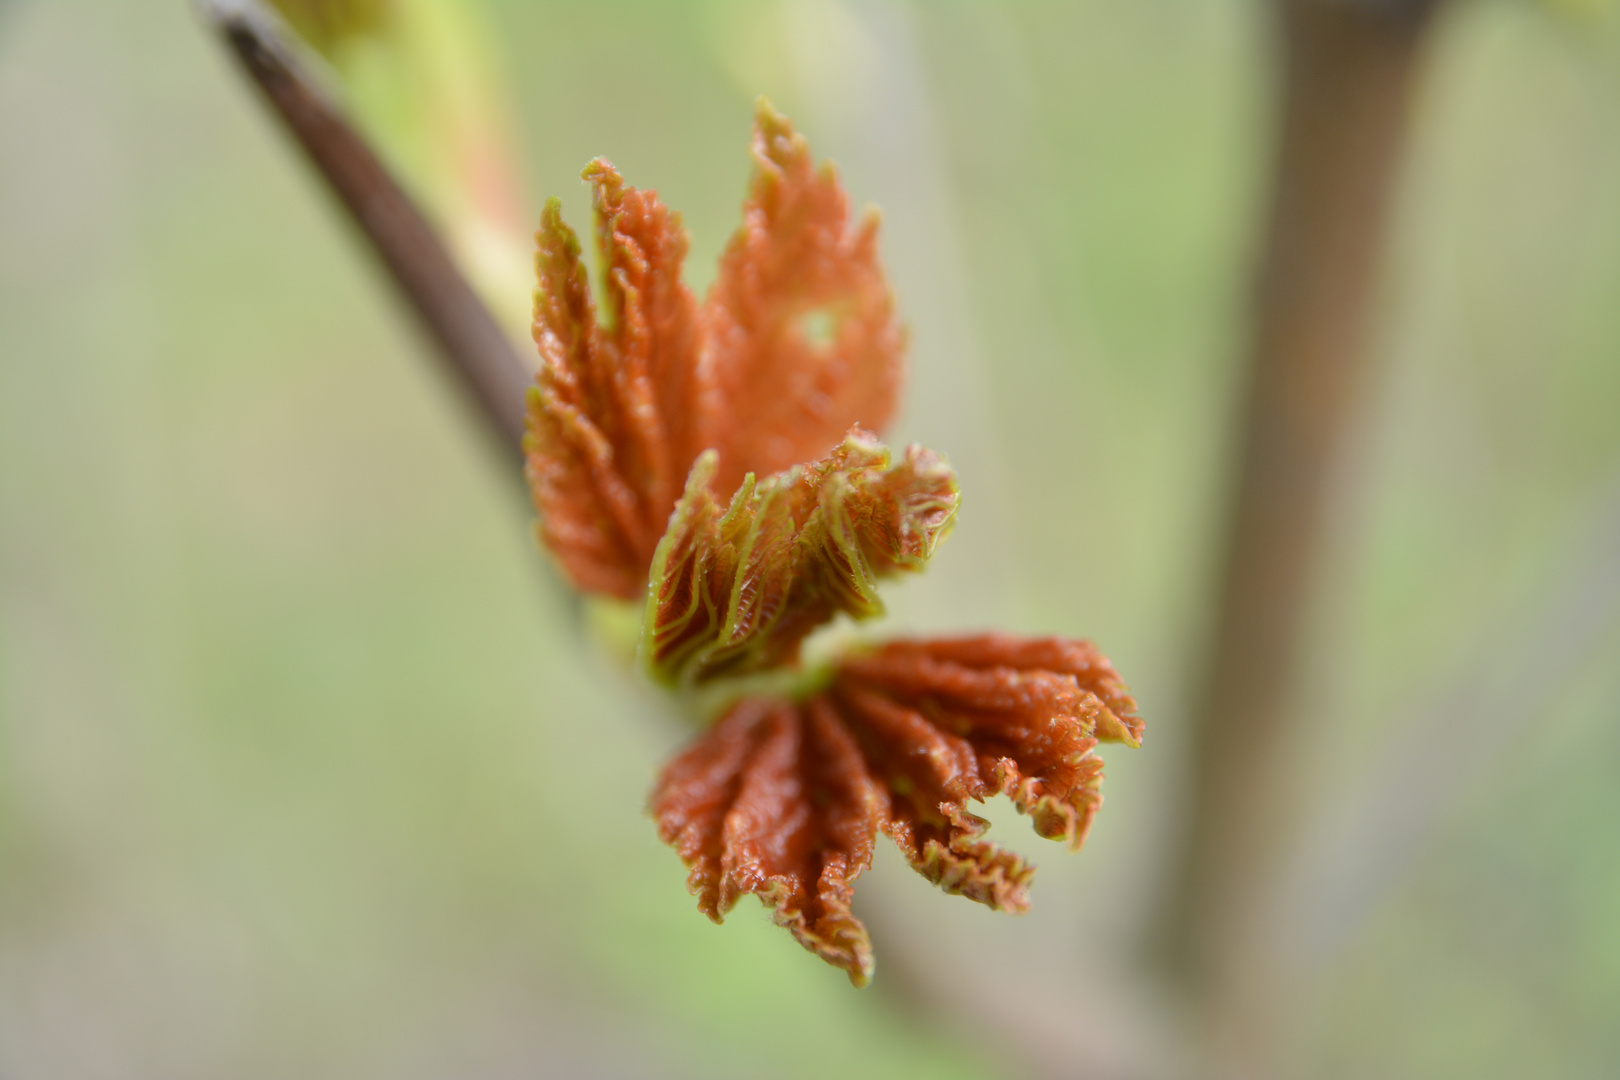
[651,696,882,986]
[521,102,1147,990]
[642,428,959,687]
[649,634,1142,985]
[525,163,706,599]
[525,104,905,599]
[703,100,905,498]
[833,633,1140,863]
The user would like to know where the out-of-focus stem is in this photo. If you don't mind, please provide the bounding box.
[1159,0,1443,993]
[203,0,531,455]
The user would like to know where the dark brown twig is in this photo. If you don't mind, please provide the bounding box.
[202,0,531,455]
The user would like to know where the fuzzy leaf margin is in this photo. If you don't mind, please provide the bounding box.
[525,104,905,600]
[524,162,705,599]
[641,428,959,687]
[649,633,1142,985]
[702,99,906,498]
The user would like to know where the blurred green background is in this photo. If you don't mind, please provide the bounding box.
[3,1,1619,1077]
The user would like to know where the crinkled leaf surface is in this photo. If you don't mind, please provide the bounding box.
[525,103,904,599]
[642,428,958,687]
[650,633,1142,985]
[651,696,883,986]
[525,161,704,598]
[702,100,905,497]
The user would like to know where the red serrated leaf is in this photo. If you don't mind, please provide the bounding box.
[525,105,903,599]
[702,101,905,497]
[649,633,1142,984]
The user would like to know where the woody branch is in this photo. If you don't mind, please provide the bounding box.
[203,0,532,456]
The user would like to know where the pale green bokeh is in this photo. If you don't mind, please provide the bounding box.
[3,2,1619,1077]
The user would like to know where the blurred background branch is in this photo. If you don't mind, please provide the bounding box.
[1159,0,1445,1019]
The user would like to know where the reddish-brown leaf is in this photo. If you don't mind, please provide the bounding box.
[702,101,905,497]
[846,633,1144,748]
[836,634,1140,855]
[525,105,903,599]
[651,695,883,986]
[525,162,705,598]
[649,632,1142,983]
